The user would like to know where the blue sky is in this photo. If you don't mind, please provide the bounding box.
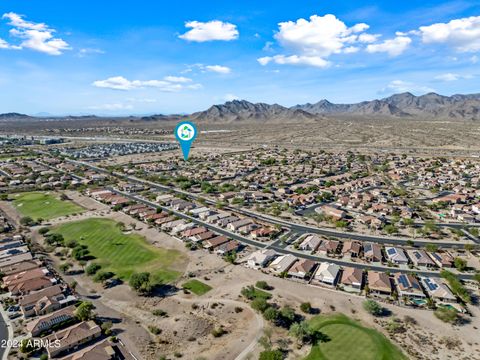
[1,0,480,115]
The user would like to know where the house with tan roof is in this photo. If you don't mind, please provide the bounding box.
[0,259,42,276]
[341,241,362,258]
[44,320,101,358]
[367,271,392,296]
[203,236,230,250]
[287,259,317,279]
[9,276,56,296]
[407,249,435,268]
[420,277,457,303]
[26,305,76,336]
[340,267,364,293]
[393,273,426,299]
[61,339,134,360]
[317,240,340,256]
[19,285,71,317]
[364,242,383,263]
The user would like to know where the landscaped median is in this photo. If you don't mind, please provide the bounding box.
[50,217,187,286]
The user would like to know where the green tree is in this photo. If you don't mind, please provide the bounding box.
[453,257,468,272]
[263,307,279,322]
[129,272,153,295]
[85,263,101,276]
[75,301,94,321]
[20,216,35,226]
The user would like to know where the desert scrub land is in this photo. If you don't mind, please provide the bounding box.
[12,191,84,220]
[304,313,407,360]
[53,217,186,284]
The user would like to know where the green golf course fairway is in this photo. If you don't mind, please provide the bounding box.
[304,314,406,360]
[12,192,84,220]
[53,218,186,284]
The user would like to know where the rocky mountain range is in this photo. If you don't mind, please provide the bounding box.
[1,92,480,122]
[292,92,480,119]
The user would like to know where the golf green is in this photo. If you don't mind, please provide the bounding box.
[304,314,406,360]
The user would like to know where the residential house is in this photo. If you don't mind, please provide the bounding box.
[246,249,277,268]
[385,247,409,265]
[367,271,392,296]
[191,231,215,243]
[428,251,454,268]
[9,276,56,296]
[19,285,69,317]
[340,267,364,293]
[268,254,297,275]
[393,273,426,299]
[313,262,340,286]
[363,242,383,263]
[407,249,436,268]
[341,241,362,258]
[228,218,254,232]
[43,320,102,358]
[26,305,76,336]
[287,259,316,279]
[203,236,230,250]
[299,235,322,252]
[215,241,240,256]
[420,277,457,303]
[317,240,340,256]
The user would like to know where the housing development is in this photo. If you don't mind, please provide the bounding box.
[2,1,480,360]
[0,133,479,360]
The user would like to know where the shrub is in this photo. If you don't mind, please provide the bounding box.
[363,300,384,316]
[300,302,312,314]
[434,307,459,324]
[255,281,271,290]
[148,325,162,335]
[211,327,226,337]
[93,271,114,283]
[152,309,168,317]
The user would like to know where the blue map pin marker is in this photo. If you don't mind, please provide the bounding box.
[174,121,197,161]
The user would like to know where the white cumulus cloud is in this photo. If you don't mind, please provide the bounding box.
[434,73,473,81]
[366,36,411,56]
[259,14,381,67]
[179,20,239,42]
[1,12,70,55]
[205,65,231,74]
[419,16,480,52]
[380,80,434,95]
[274,14,372,57]
[92,76,200,92]
[258,55,330,68]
